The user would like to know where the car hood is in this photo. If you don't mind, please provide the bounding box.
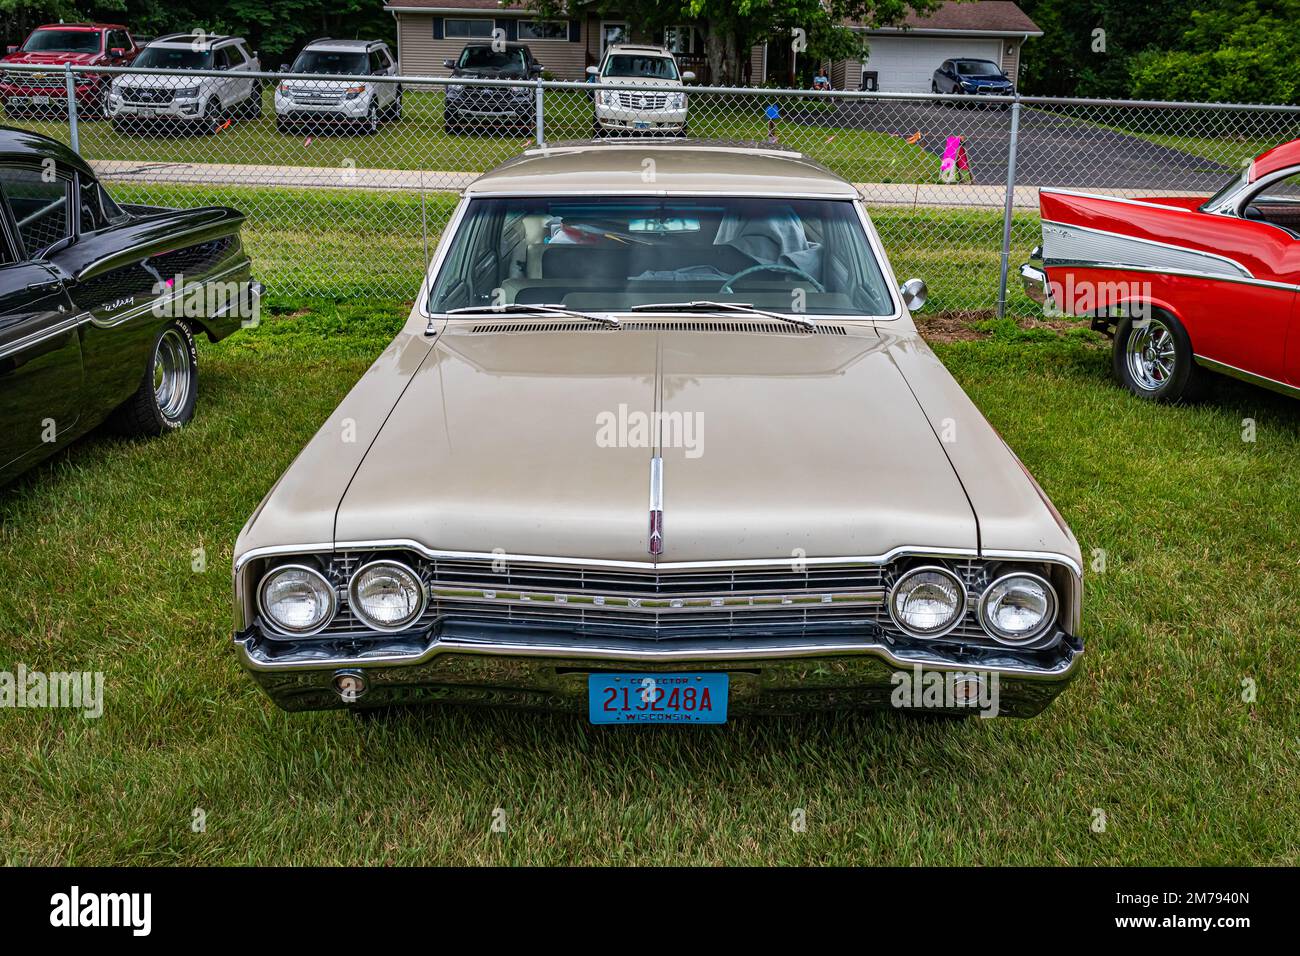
[111,71,201,90]
[3,51,101,66]
[960,75,1011,86]
[332,324,980,563]
[599,75,679,87]
[452,68,528,79]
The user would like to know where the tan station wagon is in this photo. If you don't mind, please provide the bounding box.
[233,142,1084,722]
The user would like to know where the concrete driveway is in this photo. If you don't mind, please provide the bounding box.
[822,100,1236,192]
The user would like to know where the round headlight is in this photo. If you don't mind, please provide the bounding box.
[888,566,966,638]
[348,560,426,632]
[979,572,1057,644]
[258,564,336,636]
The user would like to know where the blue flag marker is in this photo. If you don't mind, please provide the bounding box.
[765,104,780,120]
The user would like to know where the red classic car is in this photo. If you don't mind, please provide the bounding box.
[1,23,139,119]
[1020,138,1300,403]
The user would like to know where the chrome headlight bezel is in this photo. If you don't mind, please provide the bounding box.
[347,559,427,633]
[257,563,337,637]
[887,564,968,639]
[978,571,1059,645]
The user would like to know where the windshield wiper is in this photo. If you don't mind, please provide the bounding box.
[439,303,621,328]
[630,300,815,330]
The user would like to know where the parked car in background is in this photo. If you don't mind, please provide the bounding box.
[107,33,261,134]
[0,126,259,486]
[931,58,1013,97]
[275,38,399,135]
[1,23,138,119]
[1021,138,1300,403]
[442,41,542,134]
[233,141,1084,721]
[589,44,692,135]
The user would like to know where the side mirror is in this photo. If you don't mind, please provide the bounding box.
[585,65,599,76]
[6,45,17,54]
[443,58,457,70]
[109,47,125,57]
[899,278,928,311]
[279,63,290,72]
[681,71,695,83]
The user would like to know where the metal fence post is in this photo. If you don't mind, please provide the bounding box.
[996,96,1021,319]
[535,82,545,147]
[63,64,80,153]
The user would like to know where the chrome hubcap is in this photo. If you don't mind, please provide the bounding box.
[153,329,192,422]
[1126,319,1176,391]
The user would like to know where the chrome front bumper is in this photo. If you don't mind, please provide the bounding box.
[1018,262,1053,307]
[236,621,1083,718]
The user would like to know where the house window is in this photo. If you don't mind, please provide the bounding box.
[518,20,567,42]
[445,19,495,39]
[663,25,704,55]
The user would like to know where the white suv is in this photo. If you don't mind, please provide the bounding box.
[108,33,261,133]
[275,38,399,134]
[588,44,692,135]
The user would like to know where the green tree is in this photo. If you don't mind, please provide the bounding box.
[1128,0,1300,104]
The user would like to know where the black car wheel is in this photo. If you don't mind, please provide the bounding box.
[361,102,379,135]
[112,321,199,436]
[200,103,226,135]
[242,83,262,119]
[386,88,403,121]
[1113,311,1208,404]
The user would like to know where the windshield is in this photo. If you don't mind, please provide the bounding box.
[954,60,1002,77]
[603,54,678,79]
[457,47,527,72]
[134,46,212,69]
[22,29,101,54]
[291,50,368,74]
[1202,167,1250,211]
[427,196,896,317]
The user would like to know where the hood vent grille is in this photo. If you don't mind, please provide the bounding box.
[464,320,847,335]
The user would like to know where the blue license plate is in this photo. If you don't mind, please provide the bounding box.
[633,120,650,129]
[588,673,728,724]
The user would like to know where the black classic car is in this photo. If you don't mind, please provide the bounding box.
[0,126,257,485]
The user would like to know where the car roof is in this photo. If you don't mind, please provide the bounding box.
[465,141,858,199]
[462,40,529,48]
[0,125,95,179]
[149,33,241,48]
[303,38,382,51]
[31,23,120,31]
[606,44,673,56]
[1249,138,1300,182]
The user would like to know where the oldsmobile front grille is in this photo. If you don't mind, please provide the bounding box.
[313,553,992,643]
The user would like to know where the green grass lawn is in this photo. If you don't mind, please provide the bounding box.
[6,87,928,184]
[0,301,1296,865]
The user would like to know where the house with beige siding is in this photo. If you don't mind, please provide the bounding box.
[833,2,1042,92]
[382,0,1040,90]
[382,0,763,84]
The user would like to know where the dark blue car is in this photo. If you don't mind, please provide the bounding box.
[931,58,1014,96]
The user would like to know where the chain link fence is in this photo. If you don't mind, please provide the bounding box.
[4,63,1299,314]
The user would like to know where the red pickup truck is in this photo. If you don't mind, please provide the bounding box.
[1,23,139,118]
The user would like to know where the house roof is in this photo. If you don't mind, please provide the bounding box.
[856,2,1041,35]
[383,0,1042,36]
[383,1,525,10]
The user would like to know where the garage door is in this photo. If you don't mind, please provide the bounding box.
[861,36,1003,92]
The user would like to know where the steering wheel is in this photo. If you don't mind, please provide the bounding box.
[719,263,825,294]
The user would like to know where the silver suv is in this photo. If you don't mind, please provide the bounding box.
[108,33,261,133]
[275,38,399,134]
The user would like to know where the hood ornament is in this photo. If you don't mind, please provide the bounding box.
[648,456,664,555]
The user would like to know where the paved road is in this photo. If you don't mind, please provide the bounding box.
[822,101,1236,191]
